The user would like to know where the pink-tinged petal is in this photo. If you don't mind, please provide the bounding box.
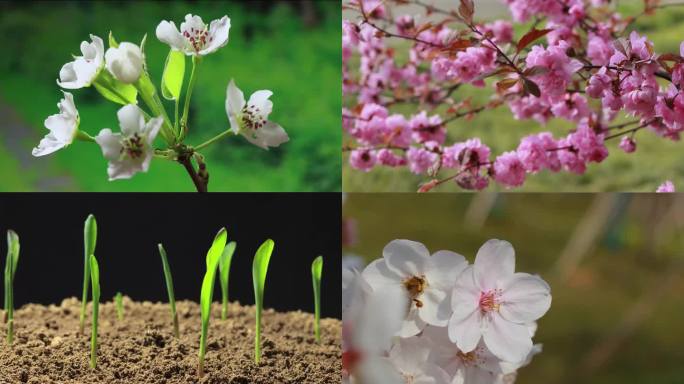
[362,258,402,289]
[383,239,430,277]
[463,365,498,384]
[417,363,451,384]
[425,250,468,290]
[354,286,407,353]
[398,309,426,338]
[448,309,481,353]
[474,239,515,290]
[482,314,532,363]
[389,337,431,373]
[450,267,479,323]
[499,272,551,323]
[356,356,404,384]
[417,287,449,326]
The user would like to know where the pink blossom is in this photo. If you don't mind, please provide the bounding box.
[619,136,636,153]
[410,111,446,144]
[621,78,658,118]
[551,93,590,122]
[587,32,614,66]
[349,148,376,172]
[508,96,553,124]
[568,121,608,163]
[384,114,411,147]
[656,180,675,192]
[377,148,406,167]
[525,43,583,101]
[406,147,439,174]
[493,151,526,187]
[481,21,513,44]
[586,68,612,98]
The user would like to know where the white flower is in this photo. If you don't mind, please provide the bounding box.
[105,42,144,84]
[57,34,104,89]
[95,104,162,180]
[156,14,230,56]
[32,92,79,157]
[448,240,551,363]
[362,240,468,337]
[423,326,502,384]
[343,274,407,384]
[388,337,451,384]
[225,79,289,150]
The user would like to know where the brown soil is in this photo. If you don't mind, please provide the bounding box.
[0,297,340,384]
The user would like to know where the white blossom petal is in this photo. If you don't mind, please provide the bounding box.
[398,308,426,337]
[499,272,551,324]
[448,309,481,353]
[383,239,430,277]
[116,104,146,136]
[418,287,449,326]
[242,121,289,150]
[105,42,143,84]
[425,250,468,290]
[482,314,532,363]
[248,90,274,118]
[474,239,515,290]
[95,128,123,161]
[155,20,186,51]
[57,35,104,89]
[198,15,231,55]
[32,92,79,157]
[225,79,245,134]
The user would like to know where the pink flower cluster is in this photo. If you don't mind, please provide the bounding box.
[343,0,682,191]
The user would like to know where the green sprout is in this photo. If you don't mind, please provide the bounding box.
[89,254,100,369]
[158,243,179,338]
[4,230,19,346]
[114,292,123,321]
[219,241,236,320]
[198,228,228,378]
[80,214,97,334]
[252,239,274,364]
[311,255,323,343]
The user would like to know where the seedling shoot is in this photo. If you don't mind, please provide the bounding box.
[198,228,228,378]
[4,230,19,346]
[114,292,123,321]
[252,239,274,364]
[158,243,179,338]
[311,255,323,343]
[80,214,97,334]
[89,254,100,369]
[219,241,236,320]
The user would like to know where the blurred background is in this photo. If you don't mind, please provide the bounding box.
[0,0,340,191]
[343,1,684,192]
[343,193,684,383]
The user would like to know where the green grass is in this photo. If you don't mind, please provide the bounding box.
[344,193,684,384]
[343,3,684,192]
[0,1,341,191]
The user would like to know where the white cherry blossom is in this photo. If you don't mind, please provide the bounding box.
[156,14,230,56]
[388,336,451,384]
[57,34,104,89]
[32,92,79,157]
[448,240,551,363]
[225,79,289,150]
[95,104,162,180]
[362,239,468,337]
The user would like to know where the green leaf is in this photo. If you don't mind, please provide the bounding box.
[219,241,236,320]
[108,31,119,49]
[93,70,137,105]
[6,230,19,279]
[84,215,97,267]
[158,243,179,338]
[90,255,100,302]
[200,228,227,323]
[252,239,274,301]
[311,255,323,342]
[162,49,185,100]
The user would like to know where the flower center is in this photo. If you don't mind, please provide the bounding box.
[241,104,266,131]
[183,26,214,53]
[403,275,427,308]
[121,133,145,159]
[478,289,502,313]
[456,350,478,366]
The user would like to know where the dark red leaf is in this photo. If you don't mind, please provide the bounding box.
[516,28,552,53]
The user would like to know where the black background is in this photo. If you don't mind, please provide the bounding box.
[0,193,341,318]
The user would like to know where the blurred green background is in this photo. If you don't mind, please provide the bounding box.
[343,193,684,384]
[343,1,684,192]
[0,0,340,191]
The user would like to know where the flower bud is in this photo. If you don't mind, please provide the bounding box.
[105,42,143,84]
